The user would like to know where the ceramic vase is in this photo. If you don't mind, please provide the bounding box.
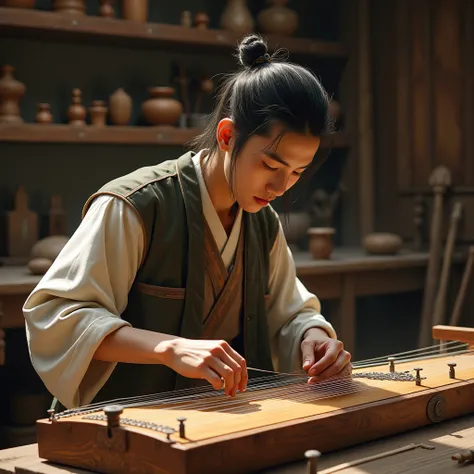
[35,103,53,124]
[257,0,298,36]
[141,87,183,126]
[122,0,147,22]
[0,65,25,124]
[220,0,255,36]
[89,100,108,126]
[109,88,132,125]
[52,0,85,14]
[307,227,335,260]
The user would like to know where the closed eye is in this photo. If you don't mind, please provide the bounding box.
[263,161,278,172]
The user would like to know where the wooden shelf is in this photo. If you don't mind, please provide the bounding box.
[0,124,350,147]
[0,8,347,58]
[0,124,200,145]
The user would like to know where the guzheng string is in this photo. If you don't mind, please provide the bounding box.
[55,343,474,419]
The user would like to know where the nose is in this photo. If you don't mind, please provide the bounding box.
[267,173,289,197]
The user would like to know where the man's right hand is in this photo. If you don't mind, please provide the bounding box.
[160,338,248,397]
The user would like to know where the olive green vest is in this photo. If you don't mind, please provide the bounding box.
[80,151,279,403]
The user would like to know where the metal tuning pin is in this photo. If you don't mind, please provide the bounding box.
[177,417,187,438]
[414,368,423,386]
[103,404,124,429]
[387,357,396,373]
[163,427,175,442]
[448,362,457,379]
[305,450,321,474]
[47,409,56,422]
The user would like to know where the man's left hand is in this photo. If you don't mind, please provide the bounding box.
[301,328,352,383]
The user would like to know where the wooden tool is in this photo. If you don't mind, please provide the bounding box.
[449,246,474,327]
[36,331,474,474]
[418,166,451,348]
[432,201,462,331]
[7,186,39,258]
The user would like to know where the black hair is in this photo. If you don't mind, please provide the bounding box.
[190,33,332,193]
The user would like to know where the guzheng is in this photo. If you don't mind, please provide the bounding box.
[36,325,474,474]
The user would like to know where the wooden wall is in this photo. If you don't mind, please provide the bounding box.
[372,0,474,245]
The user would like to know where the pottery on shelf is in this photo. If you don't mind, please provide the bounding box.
[67,88,86,125]
[52,0,85,14]
[99,0,115,17]
[141,87,183,126]
[257,0,298,36]
[109,88,132,125]
[220,0,255,36]
[195,12,210,29]
[89,100,108,126]
[28,235,69,275]
[35,103,53,124]
[122,0,148,22]
[0,65,25,124]
[307,227,335,260]
[363,232,403,255]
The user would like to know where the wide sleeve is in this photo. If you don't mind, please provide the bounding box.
[22,194,144,409]
[266,217,337,373]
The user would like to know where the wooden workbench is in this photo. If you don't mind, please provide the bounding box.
[0,247,461,360]
[1,414,473,473]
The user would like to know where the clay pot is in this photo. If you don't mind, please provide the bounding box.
[0,65,25,124]
[2,0,36,8]
[220,0,255,36]
[109,87,132,125]
[308,227,335,260]
[28,257,53,275]
[363,232,403,255]
[141,87,183,126]
[195,12,210,29]
[99,0,114,17]
[31,235,69,261]
[52,0,85,14]
[257,0,298,36]
[122,0,147,22]
[67,88,86,125]
[89,100,108,126]
[35,103,53,124]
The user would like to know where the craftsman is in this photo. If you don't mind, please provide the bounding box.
[22,34,352,410]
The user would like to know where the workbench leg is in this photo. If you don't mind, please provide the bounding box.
[331,276,356,358]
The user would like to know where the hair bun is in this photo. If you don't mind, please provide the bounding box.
[237,34,269,68]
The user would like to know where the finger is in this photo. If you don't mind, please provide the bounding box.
[310,351,352,382]
[207,357,235,396]
[201,366,225,391]
[301,339,316,372]
[221,344,248,393]
[308,341,344,376]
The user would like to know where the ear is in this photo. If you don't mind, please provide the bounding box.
[216,118,235,152]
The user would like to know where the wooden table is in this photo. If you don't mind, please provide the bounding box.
[0,247,454,362]
[1,414,473,473]
[294,248,463,356]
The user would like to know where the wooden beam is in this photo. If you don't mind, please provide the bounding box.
[357,0,375,238]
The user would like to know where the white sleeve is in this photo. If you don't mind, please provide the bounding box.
[23,194,144,408]
[266,217,336,373]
